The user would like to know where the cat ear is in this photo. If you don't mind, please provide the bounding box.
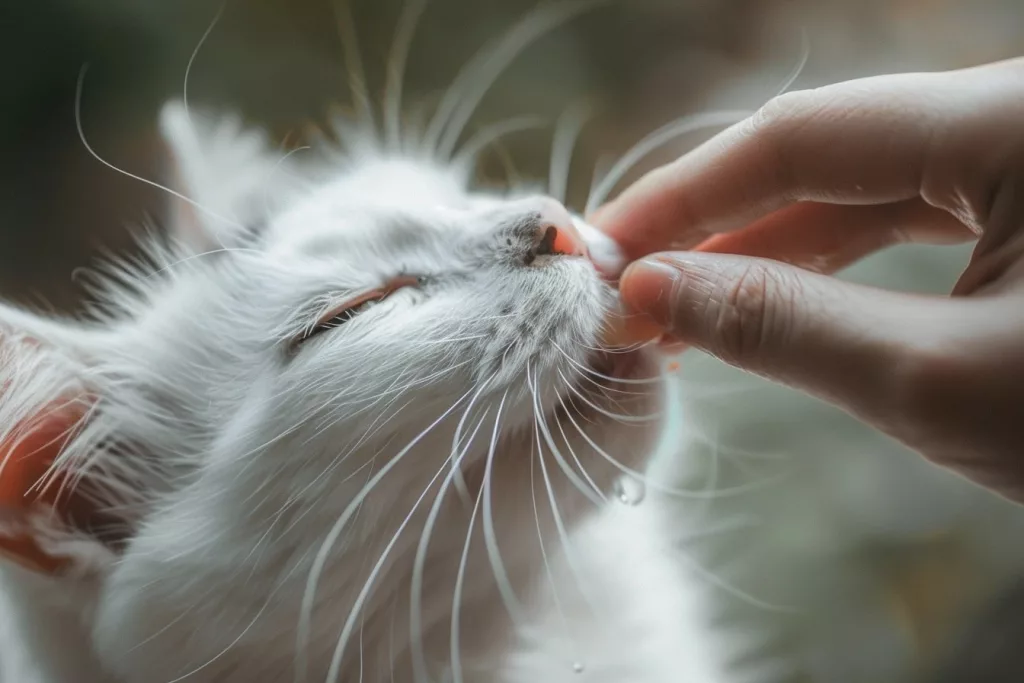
[158,100,298,252]
[0,304,114,578]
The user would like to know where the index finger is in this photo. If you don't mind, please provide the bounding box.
[594,71,947,263]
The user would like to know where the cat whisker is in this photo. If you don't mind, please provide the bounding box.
[450,393,507,683]
[554,393,607,503]
[561,399,788,501]
[586,110,749,215]
[384,0,429,151]
[331,0,376,141]
[295,388,474,683]
[551,341,664,385]
[549,101,591,204]
[243,457,378,575]
[774,27,811,99]
[448,380,494,509]
[584,32,809,214]
[424,0,605,160]
[75,66,247,233]
[303,360,472,445]
[682,433,790,463]
[233,368,423,504]
[669,381,774,400]
[324,397,488,683]
[407,333,489,346]
[528,367,599,615]
[528,419,571,646]
[388,598,399,683]
[558,369,662,423]
[562,355,652,406]
[586,152,614,212]
[357,614,365,683]
[672,546,797,614]
[452,116,547,171]
[124,603,199,656]
[144,246,266,283]
[264,145,311,219]
[164,561,298,683]
[571,367,654,398]
[525,371,589,669]
[480,392,527,628]
[411,403,491,683]
[182,1,226,134]
[531,374,604,507]
[485,134,523,185]
[678,515,763,543]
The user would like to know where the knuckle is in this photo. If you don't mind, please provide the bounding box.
[708,263,797,365]
[750,89,814,134]
[747,89,820,197]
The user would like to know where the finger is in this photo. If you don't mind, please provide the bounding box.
[596,74,945,264]
[617,251,949,426]
[693,199,975,273]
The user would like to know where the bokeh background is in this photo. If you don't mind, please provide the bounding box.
[3,1,1023,681]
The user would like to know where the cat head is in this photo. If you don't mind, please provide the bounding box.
[0,101,662,680]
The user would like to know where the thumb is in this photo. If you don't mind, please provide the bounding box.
[619,252,943,422]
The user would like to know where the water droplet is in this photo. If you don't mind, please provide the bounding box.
[613,476,646,505]
[572,661,585,674]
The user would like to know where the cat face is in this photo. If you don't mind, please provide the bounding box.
[0,103,662,681]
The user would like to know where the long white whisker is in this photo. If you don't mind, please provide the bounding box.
[559,369,661,423]
[75,66,245,232]
[529,368,598,618]
[674,548,796,613]
[410,403,492,683]
[552,341,663,385]
[773,27,810,98]
[548,101,590,203]
[165,553,310,683]
[183,1,227,133]
[324,412,484,683]
[264,145,310,218]
[332,0,376,139]
[425,0,606,160]
[479,392,526,628]
[587,110,749,214]
[554,393,606,502]
[526,371,579,666]
[533,384,604,507]
[561,398,784,500]
[295,388,474,683]
[449,380,497,508]
[449,445,487,683]
[384,0,429,150]
[452,116,547,170]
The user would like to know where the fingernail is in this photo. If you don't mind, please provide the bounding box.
[573,216,626,279]
[602,300,665,347]
[619,259,681,324]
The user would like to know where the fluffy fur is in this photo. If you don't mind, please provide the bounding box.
[0,64,729,683]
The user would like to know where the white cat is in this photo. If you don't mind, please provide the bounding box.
[0,66,731,683]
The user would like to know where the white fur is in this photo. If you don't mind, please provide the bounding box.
[0,92,729,683]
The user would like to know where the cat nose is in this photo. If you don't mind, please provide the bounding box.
[533,200,586,258]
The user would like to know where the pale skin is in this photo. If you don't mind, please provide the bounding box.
[594,56,1024,503]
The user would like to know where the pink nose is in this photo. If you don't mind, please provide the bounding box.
[536,199,587,257]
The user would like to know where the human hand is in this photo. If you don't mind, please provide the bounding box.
[595,57,1024,502]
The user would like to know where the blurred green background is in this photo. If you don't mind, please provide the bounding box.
[3,1,1023,681]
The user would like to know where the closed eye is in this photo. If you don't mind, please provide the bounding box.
[292,275,420,349]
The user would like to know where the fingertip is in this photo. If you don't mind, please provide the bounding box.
[573,216,627,279]
[618,258,680,317]
[601,305,663,346]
